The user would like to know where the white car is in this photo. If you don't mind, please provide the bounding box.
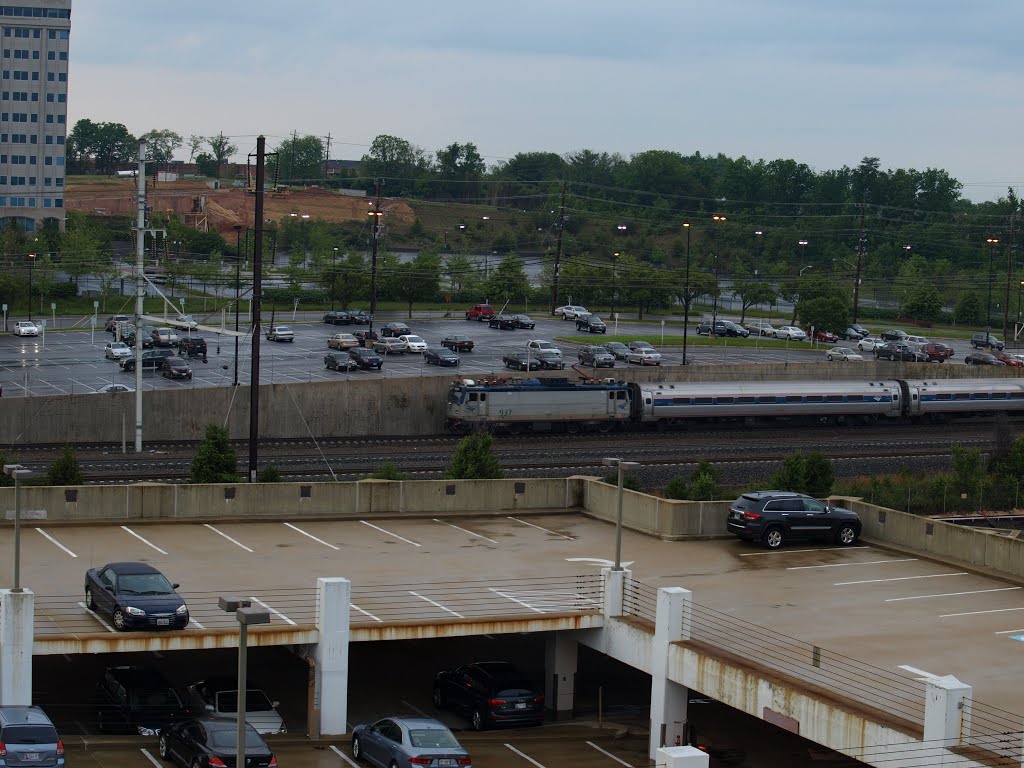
[399,334,427,353]
[266,325,295,342]
[104,341,132,360]
[152,327,180,346]
[185,679,286,735]
[773,326,807,341]
[554,305,588,320]
[857,336,883,352]
[174,314,199,329]
[13,321,39,337]
[527,339,563,357]
[747,321,776,337]
[905,334,930,345]
[626,348,663,366]
[826,347,863,362]
[96,383,134,394]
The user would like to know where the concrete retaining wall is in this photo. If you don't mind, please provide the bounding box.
[2,363,1019,444]
[582,480,731,538]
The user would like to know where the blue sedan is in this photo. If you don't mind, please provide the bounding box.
[84,561,189,631]
[351,717,472,767]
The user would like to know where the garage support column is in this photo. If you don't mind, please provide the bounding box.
[544,632,577,720]
[650,587,691,760]
[923,675,972,751]
[603,567,627,617]
[0,588,34,705]
[313,577,350,738]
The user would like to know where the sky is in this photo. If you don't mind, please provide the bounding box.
[69,0,1023,203]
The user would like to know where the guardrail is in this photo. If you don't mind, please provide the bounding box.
[622,577,657,623]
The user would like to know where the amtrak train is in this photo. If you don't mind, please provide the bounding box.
[445,377,1024,433]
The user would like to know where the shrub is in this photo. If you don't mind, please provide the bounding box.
[602,472,642,492]
[445,433,505,479]
[257,464,282,482]
[369,462,406,481]
[190,424,239,483]
[663,475,690,500]
[47,443,83,485]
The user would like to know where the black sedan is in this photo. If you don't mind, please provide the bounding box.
[441,335,474,352]
[511,314,535,329]
[874,342,927,362]
[433,661,544,729]
[161,357,193,380]
[158,718,276,768]
[380,322,411,337]
[84,562,189,631]
[424,347,460,366]
[502,352,540,371]
[965,351,1007,366]
[488,315,517,330]
[348,348,383,369]
[325,351,359,372]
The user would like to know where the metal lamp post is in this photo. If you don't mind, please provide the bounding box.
[611,251,620,319]
[986,238,999,341]
[219,596,270,768]
[331,247,338,311]
[711,215,726,329]
[27,252,35,321]
[602,457,640,571]
[233,225,243,386]
[3,464,32,591]
[682,222,691,365]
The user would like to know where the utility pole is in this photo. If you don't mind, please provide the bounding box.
[289,129,297,181]
[853,206,865,324]
[368,179,382,334]
[323,132,332,184]
[549,182,566,313]
[134,141,147,452]
[248,136,267,483]
[1005,213,1016,340]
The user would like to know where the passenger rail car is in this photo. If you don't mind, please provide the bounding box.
[907,378,1024,419]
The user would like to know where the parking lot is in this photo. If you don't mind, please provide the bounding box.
[0,313,987,396]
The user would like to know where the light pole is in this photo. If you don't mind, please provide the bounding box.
[799,264,813,276]
[682,222,692,365]
[1017,280,1024,335]
[753,229,764,276]
[986,238,999,341]
[3,464,32,591]
[331,247,338,311]
[602,458,639,571]
[219,596,270,768]
[711,215,726,330]
[611,251,620,319]
[233,224,243,386]
[27,252,35,321]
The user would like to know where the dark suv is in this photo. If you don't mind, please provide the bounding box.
[95,665,187,735]
[0,706,64,768]
[433,661,544,730]
[578,345,615,367]
[120,348,174,372]
[176,337,207,359]
[727,491,861,550]
[575,314,607,333]
[874,342,927,362]
[971,332,1005,351]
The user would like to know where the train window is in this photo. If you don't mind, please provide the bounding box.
[716,397,734,404]
[973,393,989,400]
[737,396,756,404]
[955,393,971,400]
[805,395,823,402]
[934,393,952,401]
[608,392,615,400]
[825,395,843,402]
[992,392,1008,399]
[617,391,626,400]
[480,393,487,402]
[645,398,652,405]
[847,395,864,402]
[469,393,478,401]
[673,398,690,405]
[1012,392,1024,400]
[694,397,713,404]
[785,396,803,403]
[756,396,777,404]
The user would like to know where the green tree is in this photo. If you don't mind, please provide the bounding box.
[47,443,84,485]
[369,462,406,480]
[60,228,100,287]
[186,134,205,163]
[485,253,530,307]
[195,152,218,178]
[207,133,239,177]
[361,134,430,196]
[334,252,369,308]
[140,129,183,164]
[601,472,642,491]
[798,295,850,334]
[70,121,136,175]
[443,252,478,303]
[190,425,239,483]
[951,445,984,492]
[435,142,486,198]
[803,453,835,497]
[257,464,282,482]
[901,284,943,321]
[730,278,778,324]
[445,433,505,479]
[663,474,690,500]
[271,134,326,181]
[954,292,984,325]
[771,452,809,494]
[390,251,441,317]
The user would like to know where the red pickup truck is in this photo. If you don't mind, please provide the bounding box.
[465,303,495,321]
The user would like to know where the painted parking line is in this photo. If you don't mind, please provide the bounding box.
[35,528,77,558]
[886,587,1021,603]
[787,559,916,570]
[249,596,296,625]
[995,628,1024,635]
[360,520,421,547]
[505,743,547,767]
[941,606,1024,619]
[77,602,116,633]
[835,572,967,586]
[351,603,383,622]
[329,745,360,768]
[508,516,574,540]
[188,617,206,629]
[433,518,499,545]
[283,521,341,550]
[400,698,430,717]
[121,525,169,555]
[586,741,634,767]
[203,523,254,552]
[409,590,464,618]
[739,546,871,556]
[141,748,162,768]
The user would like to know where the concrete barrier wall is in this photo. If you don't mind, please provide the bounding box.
[2,363,1019,444]
[582,481,731,538]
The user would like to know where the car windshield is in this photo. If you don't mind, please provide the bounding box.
[534,342,555,350]
[276,326,291,332]
[409,728,460,749]
[1,725,59,744]
[118,572,174,595]
[404,336,424,344]
[127,686,181,708]
[112,343,127,349]
[215,689,276,713]
[208,725,266,750]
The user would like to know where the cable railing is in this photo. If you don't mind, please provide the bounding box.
[962,700,1024,765]
[622,577,657,623]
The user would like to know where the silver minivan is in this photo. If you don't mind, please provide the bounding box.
[0,706,65,768]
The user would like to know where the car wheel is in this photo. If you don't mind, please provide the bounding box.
[112,609,127,631]
[835,524,858,546]
[772,331,779,338]
[85,587,96,610]
[158,735,170,761]
[472,708,487,730]
[433,685,446,709]
[827,355,834,361]
[763,526,785,550]
[351,736,363,762]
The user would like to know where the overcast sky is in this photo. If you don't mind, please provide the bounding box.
[69,1,1022,203]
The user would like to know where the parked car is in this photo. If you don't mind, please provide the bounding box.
[13,320,39,337]
[324,351,359,372]
[811,329,839,343]
[441,335,474,352]
[173,314,198,329]
[351,310,371,325]
[120,348,175,372]
[880,329,909,342]
[502,352,541,371]
[161,357,193,380]
[104,314,131,332]
[396,334,425,352]
[353,329,379,344]
[323,310,352,324]
[96,384,134,393]
[380,322,411,337]
[856,336,883,352]
[84,561,189,631]
[0,705,64,768]
[348,348,383,369]
[727,491,861,550]
[424,347,460,367]
[874,342,927,362]
[121,329,155,349]
[723,320,750,337]
[628,340,656,352]
[110,320,136,339]
[850,323,870,337]
[374,337,408,355]
[465,303,495,321]
[964,351,1007,366]
[176,337,207,359]
[905,334,929,345]
[772,326,807,341]
[534,350,566,369]
[825,346,863,362]
[839,326,867,340]
[433,661,544,729]
[105,341,132,360]
[328,333,360,350]
[351,717,472,768]
[971,332,1005,350]
[266,325,294,342]
[578,345,615,367]
[993,350,1024,367]
[603,341,631,360]
[511,314,535,329]
[919,342,955,362]
[695,320,730,336]
[158,718,276,768]
[626,348,663,365]
[526,339,562,356]
[184,678,286,734]
[96,665,187,735]
[151,327,180,347]
[575,314,607,333]
[747,321,776,337]
[553,304,588,320]
[488,314,517,330]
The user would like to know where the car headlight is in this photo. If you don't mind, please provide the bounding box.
[137,726,158,736]
[125,606,146,616]
[176,604,188,615]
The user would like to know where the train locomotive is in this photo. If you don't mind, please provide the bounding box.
[445,376,1024,433]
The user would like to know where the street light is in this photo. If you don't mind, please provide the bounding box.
[611,251,620,318]
[27,252,36,321]
[682,222,692,365]
[602,458,639,571]
[232,225,243,386]
[799,264,814,276]
[219,596,270,768]
[3,464,32,591]
[331,247,339,311]
[711,215,727,329]
[986,238,999,340]
[753,230,764,276]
